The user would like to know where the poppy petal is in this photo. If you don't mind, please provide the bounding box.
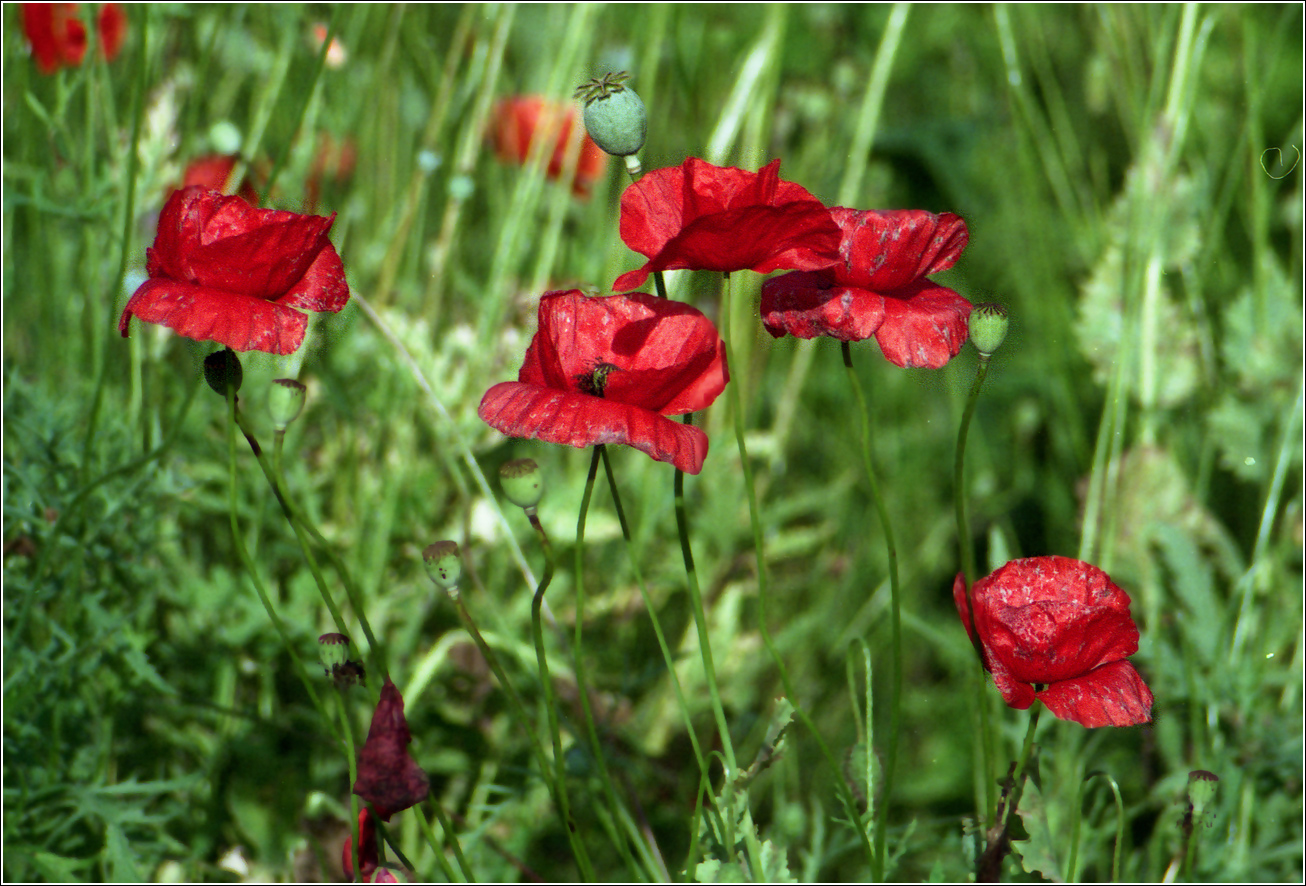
[353,679,430,821]
[479,382,710,474]
[871,282,973,369]
[831,207,969,291]
[118,278,309,355]
[760,271,886,342]
[1036,660,1154,728]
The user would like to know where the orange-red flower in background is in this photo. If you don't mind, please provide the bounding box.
[953,556,1154,728]
[761,207,972,368]
[478,290,729,474]
[353,678,430,821]
[612,157,842,293]
[22,3,125,74]
[341,808,378,881]
[180,155,260,206]
[490,96,607,197]
[118,186,349,355]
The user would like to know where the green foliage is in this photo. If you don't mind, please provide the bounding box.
[4,3,1301,882]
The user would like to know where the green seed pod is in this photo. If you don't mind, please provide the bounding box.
[318,632,350,672]
[269,378,307,430]
[500,458,544,511]
[423,541,463,593]
[576,72,647,157]
[1186,769,1219,815]
[969,303,1009,357]
[203,347,243,397]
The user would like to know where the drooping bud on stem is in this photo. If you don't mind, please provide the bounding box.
[204,347,243,397]
[499,458,544,514]
[423,541,463,598]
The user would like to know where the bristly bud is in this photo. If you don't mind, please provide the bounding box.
[204,348,243,397]
[969,303,1009,357]
[499,458,544,512]
[423,541,463,594]
[269,378,307,430]
[576,71,647,157]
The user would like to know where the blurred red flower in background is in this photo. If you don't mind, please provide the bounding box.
[22,3,126,74]
[612,157,842,292]
[118,186,349,355]
[341,808,378,880]
[353,679,430,821]
[761,207,972,368]
[490,96,607,197]
[478,290,729,474]
[953,556,1154,728]
[179,155,260,206]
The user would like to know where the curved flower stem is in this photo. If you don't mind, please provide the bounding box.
[1066,771,1124,883]
[525,511,596,877]
[335,691,364,882]
[450,590,594,879]
[415,804,469,883]
[221,389,333,733]
[598,448,707,777]
[840,342,901,881]
[673,423,740,860]
[1000,704,1043,846]
[721,274,876,868]
[572,447,644,878]
[952,354,998,819]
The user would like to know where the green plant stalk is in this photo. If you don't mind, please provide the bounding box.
[952,353,998,819]
[840,341,902,882]
[598,447,707,776]
[336,691,364,883]
[221,388,333,732]
[571,446,646,879]
[262,8,339,200]
[721,273,876,869]
[268,426,389,680]
[1066,771,1124,883]
[414,805,468,883]
[1001,703,1043,846]
[524,511,598,876]
[450,591,594,879]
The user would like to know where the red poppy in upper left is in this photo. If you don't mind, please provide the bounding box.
[761,207,972,368]
[22,3,126,74]
[613,157,842,292]
[118,186,350,355]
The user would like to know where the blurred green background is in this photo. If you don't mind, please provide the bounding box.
[3,4,1302,881]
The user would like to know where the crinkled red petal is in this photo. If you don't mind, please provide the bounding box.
[118,278,308,355]
[353,679,430,821]
[479,382,711,474]
[1037,661,1154,727]
[871,281,973,368]
[520,291,728,415]
[831,207,969,291]
[760,271,886,342]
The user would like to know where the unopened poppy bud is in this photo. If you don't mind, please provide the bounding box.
[969,303,1009,357]
[500,458,544,511]
[423,541,462,593]
[576,71,647,157]
[269,378,307,430]
[1186,770,1219,814]
[318,632,351,672]
[204,348,243,396]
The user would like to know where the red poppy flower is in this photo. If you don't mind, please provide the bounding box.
[760,207,972,368]
[953,556,1154,728]
[478,290,729,474]
[179,155,259,205]
[118,186,350,355]
[353,678,430,821]
[490,96,607,197]
[613,157,842,292]
[22,3,125,74]
[342,808,379,880]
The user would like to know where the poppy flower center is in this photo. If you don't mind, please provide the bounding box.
[577,362,621,398]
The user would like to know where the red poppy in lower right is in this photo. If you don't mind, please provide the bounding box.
[953,556,1153,728]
